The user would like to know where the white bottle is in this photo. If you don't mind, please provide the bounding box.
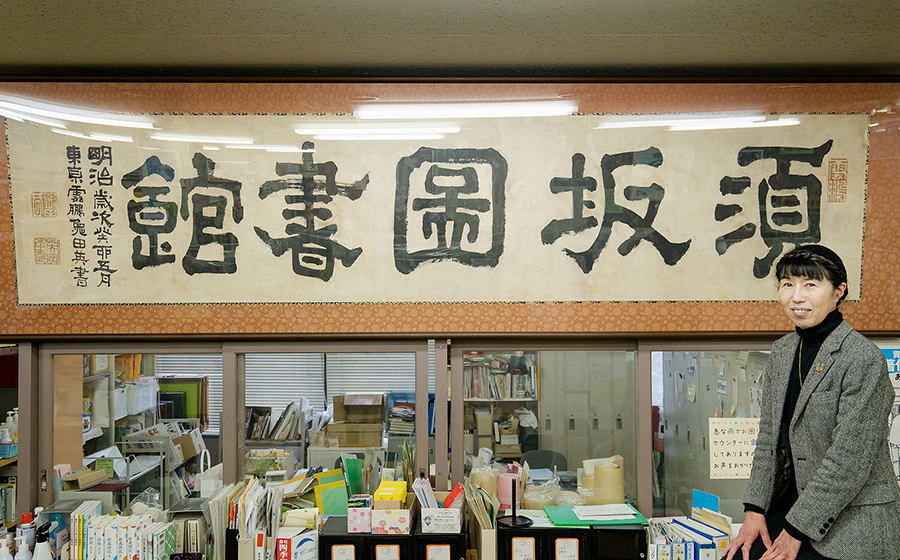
[28,525,50,560]
[12,537,30,560]
[0,538,13,560]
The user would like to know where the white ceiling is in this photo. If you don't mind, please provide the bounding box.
[1,0,897,78]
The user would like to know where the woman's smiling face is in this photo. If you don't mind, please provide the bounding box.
[778,274,846,329]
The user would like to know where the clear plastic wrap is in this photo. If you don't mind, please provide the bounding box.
[556,490,586,506]
[521,477,560,510]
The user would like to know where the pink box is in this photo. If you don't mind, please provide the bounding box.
[347,507,372,533]
[371,496,418,535]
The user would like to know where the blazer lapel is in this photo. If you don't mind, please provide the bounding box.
[771,333,798,425]
[791,321,852,428]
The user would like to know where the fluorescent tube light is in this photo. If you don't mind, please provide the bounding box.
[354,100,577,120]
[0,107,67,128]
[0,95,154,129]
[223,144,316,153]
[51,129,133,143]
[596,116,765,130]
[295,124,461,135]
[312,132,445,141]
[667,117,801,131]
[151,133,254,145]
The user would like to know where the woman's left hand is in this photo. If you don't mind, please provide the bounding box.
[758,529,802,560]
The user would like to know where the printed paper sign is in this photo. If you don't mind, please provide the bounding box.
[709,417,760,479]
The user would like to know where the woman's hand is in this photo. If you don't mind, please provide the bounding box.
[758,530,801,560]
[722,511,771,560]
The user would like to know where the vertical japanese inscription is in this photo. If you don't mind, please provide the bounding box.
[179,153,244,275]
[394,147,507,274]
[121,156,178,270]
[67,145,88,285]
[254,142,369,281]
[89,145,116,287]
[716,140,832,278]
[543,148,691,273]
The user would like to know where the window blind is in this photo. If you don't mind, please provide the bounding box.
[244,353,327,414]
[324,349,433,399]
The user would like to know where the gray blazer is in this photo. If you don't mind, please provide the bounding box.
[744,320,900,559]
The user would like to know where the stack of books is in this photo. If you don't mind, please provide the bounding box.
[386,404,415,434]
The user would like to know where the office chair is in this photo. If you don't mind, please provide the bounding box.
[520,449,567,471]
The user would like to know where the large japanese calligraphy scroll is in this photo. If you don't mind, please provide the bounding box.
[7,112,867,305]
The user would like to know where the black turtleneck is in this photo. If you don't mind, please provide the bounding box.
[745,308,844,541]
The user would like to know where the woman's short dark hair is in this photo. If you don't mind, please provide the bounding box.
[775,244,848,305]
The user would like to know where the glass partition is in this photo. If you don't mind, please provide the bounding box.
[0,345,18,525]
[455,345,639,502]
[652,348,771,521]
[48,351,223,511]
[236,344,429,485]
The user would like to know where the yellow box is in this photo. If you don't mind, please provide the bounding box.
[374,480,408,503]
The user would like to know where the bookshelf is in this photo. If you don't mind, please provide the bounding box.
[463,351,539,401]
[462,350,540,459]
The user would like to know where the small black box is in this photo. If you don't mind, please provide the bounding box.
[498,525,543,560]
[414,521,466,560]
[592,524,648,560]
[319,516,370,560]
[544,526,592,559]
[369,530,413,560]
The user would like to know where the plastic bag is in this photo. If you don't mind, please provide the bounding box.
[470,464,504,498]
[521,476,560,509]
[556,490,586,506]
[125,488,165,521]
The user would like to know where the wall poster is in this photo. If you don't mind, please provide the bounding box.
[0,83,897,336]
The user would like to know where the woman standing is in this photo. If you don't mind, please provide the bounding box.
[722,245,900,560]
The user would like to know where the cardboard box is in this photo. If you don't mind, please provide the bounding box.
[493,443,522,457]
[245,449,296,477]
[420,491,465,534]
[61,468,108,490]
[172,429,206,462]
[326,422,383,447]
[333,393,386,424]
[372,495,418,535]
[275,526,317,560]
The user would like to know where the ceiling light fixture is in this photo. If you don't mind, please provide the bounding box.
[223,144,316,153]
[0,95,154,129]
[295,124,461,135]
[151,133,254,144]
[51,129,133,143]
[312,132,446,141]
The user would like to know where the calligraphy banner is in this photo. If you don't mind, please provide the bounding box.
[7,112,866,305]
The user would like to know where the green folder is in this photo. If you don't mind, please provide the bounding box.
[314,480,349,515]
[314,468,345,485]
[543,504,649,527]
[344,457,364,495]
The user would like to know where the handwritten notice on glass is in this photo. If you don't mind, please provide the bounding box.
[709,418,760,479]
